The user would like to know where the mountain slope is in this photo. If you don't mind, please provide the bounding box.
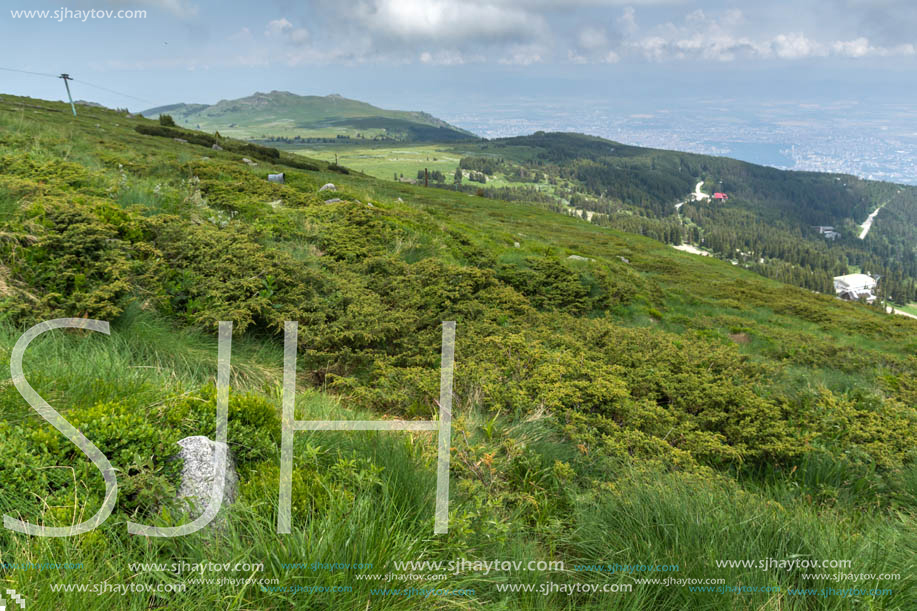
[440,132,917,302]
[0,94,915,610]
[142,90,476,142]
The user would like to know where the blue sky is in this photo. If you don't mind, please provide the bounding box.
[2,0,916,114]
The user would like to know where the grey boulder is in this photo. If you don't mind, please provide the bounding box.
[175,436,238,519]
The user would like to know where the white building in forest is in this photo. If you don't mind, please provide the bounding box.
[813,226,841,240]
[833,273,877,303]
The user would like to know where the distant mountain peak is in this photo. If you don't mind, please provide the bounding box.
[140,91,475,143]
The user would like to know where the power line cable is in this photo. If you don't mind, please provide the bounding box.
[0,66,151,104]
[71,78,152,104]
[0,66,59,78]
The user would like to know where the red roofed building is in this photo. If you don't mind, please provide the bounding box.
[713,192,728,200]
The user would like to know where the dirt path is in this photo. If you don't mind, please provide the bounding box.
[859,205,883,239]
[674,181,707,212]
[887,305,917,320]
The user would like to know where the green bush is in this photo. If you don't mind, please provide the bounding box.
[0,386,279,525]
[135,124,215,148]
[0,197,142,322]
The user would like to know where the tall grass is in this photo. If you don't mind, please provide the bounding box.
[0,305,283,421]
[562,466,915,609]
[1,311,913,609]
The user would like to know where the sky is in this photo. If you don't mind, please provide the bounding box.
[2,0,917,115]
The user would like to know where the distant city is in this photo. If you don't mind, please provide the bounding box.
[442,96,917,185]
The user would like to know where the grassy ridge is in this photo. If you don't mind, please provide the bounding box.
[141,91,476,142]
[0,94,915,609]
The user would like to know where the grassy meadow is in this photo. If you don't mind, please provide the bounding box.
[274,141,562,193]
[283,143,465,181]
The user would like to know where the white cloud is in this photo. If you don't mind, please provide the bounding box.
[632,35,668,61]
[832,37,870,57]
[265,18,293,38]
[229,27,253,43]
[572,24,623,63]
[887,43,917,55]
[578,26,609,50]
[604,50,621,63]
[770,32,823,59]
[498,43,548,65]
[184,1,917,68]
[617,7,638,35]
[350,0,547,44]
[289,28,310,44]
[615,8,917,62]
[831,37,916,57]
[264,18,309,45]
[625,9,767,62]
[281,0,554,66]
[419,50,468,65]
[487,0,686,5]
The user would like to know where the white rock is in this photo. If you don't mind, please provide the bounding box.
[175,436,238,519]
[319,183,336,192]
[567,255,593,262]
[324,198,343,204]
[212,143,224,151]
[514,242,520,248]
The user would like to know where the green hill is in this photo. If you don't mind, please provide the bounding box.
[141,90,476,143]
[0,94,915,610]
